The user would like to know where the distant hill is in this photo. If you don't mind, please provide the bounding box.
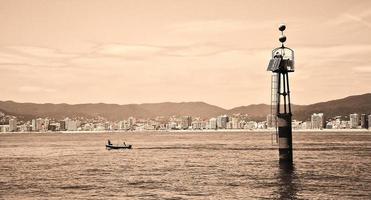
[0,93,370,121]
[227,93,371,121]
[227,104,271,121]
[292,93,371,121]
[0,101,227,121]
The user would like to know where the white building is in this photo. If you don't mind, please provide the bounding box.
[231,117,240,129]
[128,117,136,127]
[301,121,312,129]
[191,121,204,130]
[35,118,45,131]
[244,121,257,129]
[119,120,129,130]
[216,115,228,129]
[66,119,79,131]
[311,113,324,129]
[0,125,10,132]
[349,113,359,129]
[209,118,217,129]
[226,121,233,129]
[167,121,177,130]
[180,116,192,129]
[32,119,36,131]
[9,118,17,132]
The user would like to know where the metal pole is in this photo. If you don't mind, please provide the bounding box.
[286,73,292,114]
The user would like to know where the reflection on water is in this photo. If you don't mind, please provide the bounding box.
[277,162,299,200]
[0,132,370,199]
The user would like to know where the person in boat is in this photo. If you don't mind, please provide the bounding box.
[107,140,112,145]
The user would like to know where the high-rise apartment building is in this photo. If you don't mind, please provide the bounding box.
[360,114,368,129]
[349,113,359,129]
[209,118,217,129]
[9,118,17,132]
[216,115,228,129]
[311,113,324,129]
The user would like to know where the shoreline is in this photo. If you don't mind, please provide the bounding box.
[0,129,370,134]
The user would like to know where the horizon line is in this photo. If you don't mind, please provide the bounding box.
[1,92,370,110]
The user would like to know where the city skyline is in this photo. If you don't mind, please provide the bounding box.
[2,111,370,132]
[1,0,371,109]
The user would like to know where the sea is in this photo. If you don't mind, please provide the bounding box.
[0,131,370,199]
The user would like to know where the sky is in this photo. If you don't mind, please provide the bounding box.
[0,0,370,109]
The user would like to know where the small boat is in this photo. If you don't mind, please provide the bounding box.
[106,140,132,150]
[106,144,132,150]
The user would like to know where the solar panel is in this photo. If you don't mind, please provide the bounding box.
[267,57,281,71]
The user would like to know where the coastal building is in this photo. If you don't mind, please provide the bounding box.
[9,118,17,132]
[349,113,359,129]
[167,121,177,130]
[66,119,79,131]
[36,118,45,131]
[64,118,71,130]
[128,117,136,127]
[341,120,350,129]
[82,123,93,131]
[331,116,342,129]
[239,120,246,129]
[119,120,129,130]
[301,121,312,129]
[59,120,66,131]
[226,121,233,129]
[19,123,31,132]
[191,120,204,130]
[44,119,50,130]
[360,114,368,129]
[244,121,257,129]
[266,114,276,128]
[257,122,266,129]
[209,118,217,129]
[48,123,58,131]
[311,113,324,129]
[325,121,333,129]
[231,117,240,129]
[0,125,10,132]
[216,115,228,129]
[94,124,106,131]
[32,119,36,131]
[180,116,192,129]
[110,122,119,130]
[103,122,110,130]
[292,120,302,130]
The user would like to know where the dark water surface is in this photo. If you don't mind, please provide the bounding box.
[0,132,370,199]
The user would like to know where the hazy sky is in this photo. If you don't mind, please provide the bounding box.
[0,0,370,108]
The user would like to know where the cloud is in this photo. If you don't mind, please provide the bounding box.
[343,14,371,28]
[95,44,165,58]
[5,46,79,58]
[171,19,272,34]
[93,43,240,58]
[297,44,371,66]
[332,10,371,28]
[18,86,56,93]
[164,43,236,57]
[0,46,78,69]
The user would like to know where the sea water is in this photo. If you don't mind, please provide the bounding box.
[0,132,370,199]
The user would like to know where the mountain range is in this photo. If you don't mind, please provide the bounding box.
[0,93,370,121]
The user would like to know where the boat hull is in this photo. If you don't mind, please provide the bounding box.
[106,144,132,150]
